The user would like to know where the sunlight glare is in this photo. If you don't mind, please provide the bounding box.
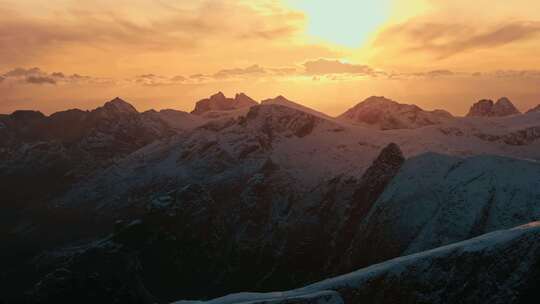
[289,0,391,47]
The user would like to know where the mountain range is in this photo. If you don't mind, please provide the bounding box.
[2,93,540,304]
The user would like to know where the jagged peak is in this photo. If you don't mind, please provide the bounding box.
[274,95,290,102]
[259,95,336,122]
[261,95,293,105]
[234,92,258,106]
[360,96,397,105]
[102,97,138,114]
[142,109,158,114]
[338,96,451,130]
[496,97,512,105]
[235,92,252,100]
[467,97,520,117]
[494,97,520,113]
[347,96,422,112]
[209,91,226,100]
[192,92,257,115]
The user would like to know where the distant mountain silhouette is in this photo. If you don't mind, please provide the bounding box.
[466,97,521,117]
[191,92,258,115]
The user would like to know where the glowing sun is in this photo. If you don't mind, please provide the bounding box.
[289,0,391,47]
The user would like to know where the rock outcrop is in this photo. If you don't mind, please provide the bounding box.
[191,92,257,115]
[466,97,521,117]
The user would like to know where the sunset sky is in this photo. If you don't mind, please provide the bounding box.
[1,0,540,115]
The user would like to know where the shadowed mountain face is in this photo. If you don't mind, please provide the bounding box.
[0,98,203,207]
[2,94,540,304]
[1,97,178,148]
[179,222,540,304]
[338,96,454,130]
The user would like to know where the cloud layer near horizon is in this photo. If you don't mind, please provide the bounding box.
[1,0,540,116]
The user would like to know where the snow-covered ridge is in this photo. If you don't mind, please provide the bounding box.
[342,152,540,271]
[337,96,454,130]
[173,222,540,304]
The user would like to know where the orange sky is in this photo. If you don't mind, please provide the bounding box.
[1,0,540,116]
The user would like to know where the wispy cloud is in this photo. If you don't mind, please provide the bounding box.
[131,73,186,87]
[213,64,267,79]
[26,75,56,85]
[375,21,540,58]
[0,1,308,64]
[303,59,378,76]
[1,67,111,85]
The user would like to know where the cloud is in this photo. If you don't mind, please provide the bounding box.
[189,74,210,82]
[0,1,308,64]
[424,70,455,77]
[1,67,110,85]
[303,59,380,77]
[375,21,540,58]
[4,67,43,77]
[213,64,266,79]
[238,25,299,40]
[480,70,540,79]
[388,69,457,79]
[51,72,65,78]
[269,67,298,75]
[26,75,56,85]
[131,74,184,86]
[171,75,186,82]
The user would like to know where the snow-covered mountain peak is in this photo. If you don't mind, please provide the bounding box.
[494,97,521,116]
[338,96,453,130]
[102,97,139,114]
[357,96,399,107]
[264,95,290,103]
[211,91,226,100]
[234,92,258,107]
[261,96,334,120]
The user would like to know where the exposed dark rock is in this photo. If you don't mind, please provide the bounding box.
[330,143,404,272]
